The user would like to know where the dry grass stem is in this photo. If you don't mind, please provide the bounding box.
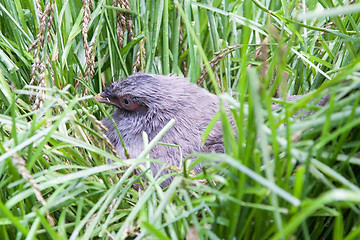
[81,106,120,159]
[198,44,241,85]
[28,0,55,110]
[82,0,95,84]
[133,39,146,73]
[114,0,133,49]
[179,23,187,75]
[11,151,55,226]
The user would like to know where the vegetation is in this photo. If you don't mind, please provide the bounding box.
[1,0,360,239]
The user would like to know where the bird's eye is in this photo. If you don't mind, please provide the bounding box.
[120,96,138,111]
[122,98,130,106]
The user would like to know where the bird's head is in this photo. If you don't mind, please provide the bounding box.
[95,73,197,135]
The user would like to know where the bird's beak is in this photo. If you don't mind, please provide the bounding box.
[95,92,122,108]
[94,93,111,104]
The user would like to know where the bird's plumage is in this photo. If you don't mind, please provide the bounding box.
[97,73,329,187]
[97,73,224,186]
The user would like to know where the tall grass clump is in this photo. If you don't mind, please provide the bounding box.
[1,0,360,239]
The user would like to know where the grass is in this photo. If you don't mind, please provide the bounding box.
[1,0,360,239]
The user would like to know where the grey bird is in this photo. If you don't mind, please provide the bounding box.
[95,73,329,187]
[95,73,224,187]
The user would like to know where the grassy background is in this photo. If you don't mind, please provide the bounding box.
[1,0,360,239]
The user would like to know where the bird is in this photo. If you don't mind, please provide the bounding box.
[95,73,329,187]
[95,73,225,187]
